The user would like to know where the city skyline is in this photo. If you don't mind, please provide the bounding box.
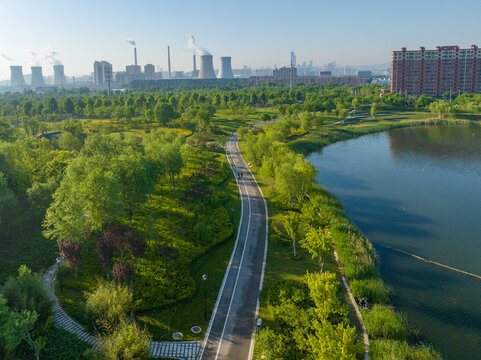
[0,0,481,80]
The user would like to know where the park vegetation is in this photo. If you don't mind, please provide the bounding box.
[1,82,479,357]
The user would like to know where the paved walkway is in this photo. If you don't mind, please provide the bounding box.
[199,133,268,360]
[43,261,202,359]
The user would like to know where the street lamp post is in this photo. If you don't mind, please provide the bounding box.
[202,274,208,321]
[56,257,63,293]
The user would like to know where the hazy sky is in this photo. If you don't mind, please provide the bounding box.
[0,0,480,80]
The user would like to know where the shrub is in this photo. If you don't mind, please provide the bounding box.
[2,265,52,330]
[370,339,443,360]
[111,261,134,287]
[363,305,413,340]
[255,328,300,360]
[266,279,311,309]
[100,321,151,360]
[85,282,133,334]
[350,278,392,304]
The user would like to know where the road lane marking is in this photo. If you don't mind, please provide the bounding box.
[214,137,253,360]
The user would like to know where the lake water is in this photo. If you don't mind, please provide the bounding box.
[306,126,481,359]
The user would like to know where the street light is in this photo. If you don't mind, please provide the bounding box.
[202,274,208,321]
[56,257,63,293]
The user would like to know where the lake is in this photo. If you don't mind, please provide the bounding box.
[306,125,481,359]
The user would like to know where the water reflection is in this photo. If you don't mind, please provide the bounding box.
[307,126,481,359]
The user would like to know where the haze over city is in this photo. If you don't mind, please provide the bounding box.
[1,0,481,80]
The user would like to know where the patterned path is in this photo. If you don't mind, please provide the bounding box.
[43,260,202,359]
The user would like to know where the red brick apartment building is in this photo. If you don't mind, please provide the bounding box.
[391,45,481,97]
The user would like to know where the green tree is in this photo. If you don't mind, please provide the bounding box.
[0,172,17,226]
[86,282,133,333]
[154,102,177,126]
[281,211,301,257]
[0,295,40,360]
[63,97,75,114]
[3,265,52,330]
[308,319,363,360]
[300,227,333,273]
[58,132,82,151]
[370,102,378,119]
[100,321,151,360]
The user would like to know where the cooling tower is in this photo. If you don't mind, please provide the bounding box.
[31,66,46,87]
[53,65,66,86]
[218,56,233,79]
[10,66,26,87]
[198,54,216,79]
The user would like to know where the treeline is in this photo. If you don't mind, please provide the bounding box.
[242,119,442,359]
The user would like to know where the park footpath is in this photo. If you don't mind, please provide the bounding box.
[43,260,202,360]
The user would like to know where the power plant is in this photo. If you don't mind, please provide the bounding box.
[53,65,66,86]
[218,56,233,79]
[31,66,46,87]
[198,54,216,79]
[10,66,26,87]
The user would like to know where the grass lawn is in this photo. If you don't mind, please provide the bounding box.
[0,210,56,284]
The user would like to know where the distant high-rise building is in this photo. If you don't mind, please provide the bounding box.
[93,61,113,86]
[273,66,297,77]
[392,45,481,96]
[144,64,155,80]
[126,65,143,82]
[291,51,296,67]
[358,70,372,78]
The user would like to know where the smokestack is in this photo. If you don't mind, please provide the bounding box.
[53,65,66,86]
[10,66,26,87]
[218,57,233,79]
[134,47,138,66]
[193,54,197,74]
[198,54,216,79]
[168,46,171,79]
[31,66,46,87]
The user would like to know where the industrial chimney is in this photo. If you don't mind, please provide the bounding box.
[53,65,65,86]
[167,45,171,79]
[10,66,26,87]
[31,66,46,87]
[134,47,138,66]
[218,57,233,79]
[198,54,216,79]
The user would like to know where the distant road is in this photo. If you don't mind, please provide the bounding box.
[199,132,268,360]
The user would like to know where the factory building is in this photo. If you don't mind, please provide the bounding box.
[273,66,297,77]
[391,45,481,96]
[144,64,155,80]
[93,61,113,86]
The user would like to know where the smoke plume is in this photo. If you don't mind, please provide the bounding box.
[25,50,41,66]
[124,38,136,46]
[44,49,62,65]
[187,36,210,56]
[0,50,14,63]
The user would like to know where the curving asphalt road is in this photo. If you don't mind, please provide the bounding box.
[199,132,268,360]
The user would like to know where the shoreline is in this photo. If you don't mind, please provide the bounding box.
[251,115,479,359]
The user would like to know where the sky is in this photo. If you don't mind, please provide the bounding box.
[0,0,481,80]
